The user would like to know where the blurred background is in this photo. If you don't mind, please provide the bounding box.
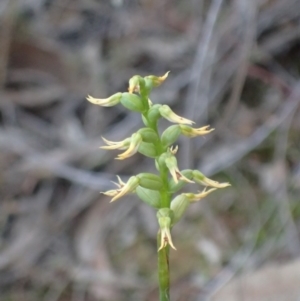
[1,0,300,300]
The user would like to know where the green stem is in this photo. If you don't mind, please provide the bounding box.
[159,168,170,208]
[143,96,171,300]
[158,231,170,301]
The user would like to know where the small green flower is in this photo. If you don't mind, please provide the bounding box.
[101,133,142,160]
[157,208,176,251]
[116,133,142,160]
[102,176,140,202]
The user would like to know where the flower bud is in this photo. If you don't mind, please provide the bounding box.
[136,187,160,208]
[137,173,163,191]
[138,142,157,158]
[86,92,122,107]
[170,194,190,225]
[144,71,170,90]
[137,128,159,144]
[120,92,145,112]
[159,105,195,125]
[157,208,176,251]
[192,170,231,188]
[161,125,181,148]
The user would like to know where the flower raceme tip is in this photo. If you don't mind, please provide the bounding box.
[103,173,166,203]
[128,72,170,94]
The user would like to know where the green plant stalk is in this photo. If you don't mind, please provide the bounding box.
[158,159,171,300]
[158,231,170,301]
[148,111,172,299]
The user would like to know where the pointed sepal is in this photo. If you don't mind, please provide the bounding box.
[86,92,122,107]
[192,170,231,188]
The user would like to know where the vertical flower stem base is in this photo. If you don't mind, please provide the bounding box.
[158,231,170,301]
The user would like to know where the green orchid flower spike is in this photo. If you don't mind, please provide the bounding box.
[86,71,230,301]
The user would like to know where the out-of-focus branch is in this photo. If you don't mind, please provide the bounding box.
[200,82,300,176]
[0,0,14,88]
